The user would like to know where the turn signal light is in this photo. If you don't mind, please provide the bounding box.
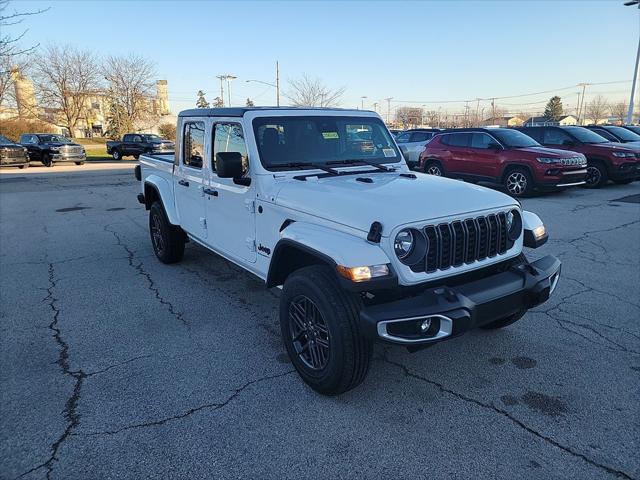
[532,225,546,240]
[336,264,390,282]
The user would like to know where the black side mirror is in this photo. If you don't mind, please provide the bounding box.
[216,151,244,178]
[562,140,575,147]
[487,142,502,150]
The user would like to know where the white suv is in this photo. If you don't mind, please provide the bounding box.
[135,107,560,395]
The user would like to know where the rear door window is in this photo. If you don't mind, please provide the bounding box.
[470,133,494,149]
[543,129,571,146]
[396,132,411,143]
[447,133,471,147]
[183,121,205,169]
[410,132,431,142]
[212,123,248,174]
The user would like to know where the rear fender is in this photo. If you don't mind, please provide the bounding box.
[144,174,178,225]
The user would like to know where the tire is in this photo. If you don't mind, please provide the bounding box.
[133,154,140,160]
[424,160,444,176]
[75,162,84,166]
[584,160,608,188]
[503,167,533,197]
[149,201,185,264]
[18,164,28,169]
[613,178,633,185]
[42,154,53,167]
[112,149,122,161]
[480,310,526,330]
[280,265,372,395]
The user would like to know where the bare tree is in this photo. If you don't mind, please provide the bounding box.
[102,54,156,137]
[610,101,627,125]
[31,45,101,134]
[0,0,48,61]
[585,95,609,124]
[284,74,345,107]
[395,106,423,129]
[0,56,15,107]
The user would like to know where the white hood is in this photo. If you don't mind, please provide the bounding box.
[274,172,518,235]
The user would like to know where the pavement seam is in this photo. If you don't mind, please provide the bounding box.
[74,370,295,437]
[381,352,634,480]
[105,224,188,327]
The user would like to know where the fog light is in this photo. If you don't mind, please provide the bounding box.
[420,318,432,332]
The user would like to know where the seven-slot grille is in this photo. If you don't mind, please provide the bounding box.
[414,212,510,273]
[559,156,586,166]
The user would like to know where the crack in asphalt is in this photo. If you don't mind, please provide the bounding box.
[381,353,634,480]
[75,370,295,437]
[15,264,85,480]
[105,224,188,327]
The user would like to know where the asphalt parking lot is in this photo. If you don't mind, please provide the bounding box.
[1,164,639,480]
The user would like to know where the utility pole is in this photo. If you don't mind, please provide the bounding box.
[624,1,640,123]
[372,102,378,113]
[360,96,367,110]
[216,75,226,107]
[475,98,481,126]
[577,83,589,125]
[276,61,280,107]
[384,97,393,124]
[225,74,237,107]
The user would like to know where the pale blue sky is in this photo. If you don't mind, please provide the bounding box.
[10,0,640,116]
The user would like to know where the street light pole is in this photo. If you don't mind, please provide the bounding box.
[216,75,226,107]
[276,61,280,107]
[225,74,237,107]
[360,96,367,110]
[625,1,640,123]
[384,97,393,124]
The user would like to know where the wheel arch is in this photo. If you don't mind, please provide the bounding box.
[143,174,179,225]
[501,163,534,182]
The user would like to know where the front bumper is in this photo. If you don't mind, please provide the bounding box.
[360,255,561,345]
[0,157,29,166]
[537,168,587,189]
[51,153,86,162]
[610,161,640,181]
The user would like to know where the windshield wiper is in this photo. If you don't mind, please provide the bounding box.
[326,159,395,172]
[271,162,340,175]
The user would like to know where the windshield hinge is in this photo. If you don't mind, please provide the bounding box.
[246,237,256,252]
[245,199,255,213]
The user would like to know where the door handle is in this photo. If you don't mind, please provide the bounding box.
[203,188,218,197]
[178,179,189,187]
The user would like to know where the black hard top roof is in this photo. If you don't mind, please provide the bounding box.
[439,127,512,133]
[178,106,368,118]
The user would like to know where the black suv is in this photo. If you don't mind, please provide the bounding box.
[19,133,86,167]
[106,133,174,160]
[584,125,640,145]
[0,135,30,169]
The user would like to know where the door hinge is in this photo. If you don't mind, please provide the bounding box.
[246,237,256,252]
[245,199,255,213]
[199,217,207,229]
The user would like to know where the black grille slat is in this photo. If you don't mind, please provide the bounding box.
[416,212,510,273]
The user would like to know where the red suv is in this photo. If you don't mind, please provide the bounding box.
[419,128,588,197]
[517,126,640,187]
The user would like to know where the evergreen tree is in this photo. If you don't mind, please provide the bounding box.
[212,96,224,108]
[196,90,210,108]
[544,96,563,121]
[246,98,255,107]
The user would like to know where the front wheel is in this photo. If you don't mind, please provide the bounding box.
[504,168,533,197]
[149,201,185,264]
[112,149,122,161]
[75,162,84,166]
[42,154,53,167]
[584,161,608,188]
[18,164,28,169]
[280,265,372,395]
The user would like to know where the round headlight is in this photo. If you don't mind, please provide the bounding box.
[394,229,414,260]
[506,209,522,241]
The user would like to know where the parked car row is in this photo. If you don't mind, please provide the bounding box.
[393,125,640,197]
[106,133,175,160]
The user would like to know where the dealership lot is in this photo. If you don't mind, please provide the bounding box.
[1,165,638,479]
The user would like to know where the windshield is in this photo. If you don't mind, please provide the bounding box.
[143,134,162,142]
[624,125,640,135]
[563,127,608,144]
[491,129,540,148]
[39,135,71,144]
[0,135,15,145]
[252,116,401,170]
[603,126,640,142]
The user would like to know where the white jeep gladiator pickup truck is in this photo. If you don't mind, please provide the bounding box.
[135,107,561,395]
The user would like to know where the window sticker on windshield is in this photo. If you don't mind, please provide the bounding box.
[383,148,395,157]
[322,132,339,139]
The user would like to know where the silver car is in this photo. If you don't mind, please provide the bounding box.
[395,129,441,168]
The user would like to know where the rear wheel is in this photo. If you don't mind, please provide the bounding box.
[42,154,53,167]
[149,201,185,264]
[75,162,84,166]
[18,164,28,169]
[424,160,444,176]
[504,168,533,197]
[280,265,372,395]
[112,149,122,161]
[480,310,526,330]
[584,160,608,188]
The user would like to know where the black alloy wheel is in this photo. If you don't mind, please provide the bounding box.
[288,295,331,370]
